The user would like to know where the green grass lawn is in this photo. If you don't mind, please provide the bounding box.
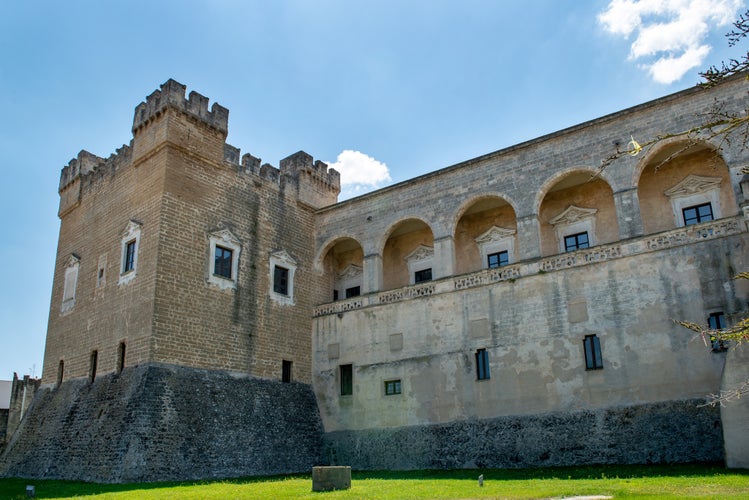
[0,464,748,499]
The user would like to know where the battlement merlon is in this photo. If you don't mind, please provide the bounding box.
[132,79,229,136]
[59,150,104,192]
[280,151,341,191]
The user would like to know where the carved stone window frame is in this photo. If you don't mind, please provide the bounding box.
[664,175,722,227]
[475,226,516,268]
[119,220,141,285]
[270,250,297,305]
[404,245,434,285]
[207,229,241,290]
[61,254,80,314]
[549,205,597,254]
[335,264,363,299]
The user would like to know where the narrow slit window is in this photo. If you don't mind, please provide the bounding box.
[57,360,64,387]
[707,311,728,352]
[116,342,126,374]
[583,334,603,370]
[340,364,353,396]
[282,360,293,383]
[89,350,98,383]
[476,348,490,380]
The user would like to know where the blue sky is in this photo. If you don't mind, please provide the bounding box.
[0,0,745,380]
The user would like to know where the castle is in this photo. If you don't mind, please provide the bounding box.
[1,77,748,482]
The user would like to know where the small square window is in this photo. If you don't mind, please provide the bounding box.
[476,348,490,380]
[583,334,603,370]
[565,232,589,252]
[384,379,401,395]
[414,268,432,284]
[123,240,137,273]
[708,312,728,352]
[487,251,509,268]
[345,286,361,298]
[214,246,233,279]
[683,203,714,226]
[274,266,289,295]
[282,360,293,383]
[340,364,353,396]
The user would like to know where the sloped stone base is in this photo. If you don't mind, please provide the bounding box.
[323,400,722,470]
[0,363,324,483]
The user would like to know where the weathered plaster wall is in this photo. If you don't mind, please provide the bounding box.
[314,234,747,432]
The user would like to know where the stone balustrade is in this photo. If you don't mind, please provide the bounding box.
[312,215,746,317]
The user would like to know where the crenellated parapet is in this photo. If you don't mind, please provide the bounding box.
[280,151,341,208]
[59,150,103,192]
[132,79,229,136]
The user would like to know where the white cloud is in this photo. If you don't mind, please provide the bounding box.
[599,0,744,84]
[326,150,392,200]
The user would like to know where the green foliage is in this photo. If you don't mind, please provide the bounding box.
[1,464,748,499]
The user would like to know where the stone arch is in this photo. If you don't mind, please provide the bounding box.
[453,194,519,274]
[537,168,619,257]
[315,235,365,303]
[381,217,436,290]
[635,138,736,234]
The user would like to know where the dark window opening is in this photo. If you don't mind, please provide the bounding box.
[345,286,361,298]
[476,348,490,380]
[340,364,353,396]
[214,245,233,279]
[57,360,64,387]
[583,334,603,370]
[89,350,98,383]
[124,240,136,273]
[683,202,714,226]
[488,251,509,268]
[384,379,402,395]
[565,232,590,252]
[116,342,126,374]
[708,311,728,352]
[282,360,293,383]
[333,289,339,301]
[97,268,105,287]
[274,265,289,295]
[414,268,432,284]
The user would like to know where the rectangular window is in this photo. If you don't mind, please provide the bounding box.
[414,268,432,284]
[384,379,402,395]
[333,289,339,301]
[476,348,490,380]
[282,360,293,383]
[565,232,590,252]
[708,311,728,352]
[123,240,137,273]
[274,265,289,295]
[345,286,361,298]
[583,334,603,370]
[487,251,509,268]
[214,245,233,279]
[340,364,353,396]
[683,202,714,226]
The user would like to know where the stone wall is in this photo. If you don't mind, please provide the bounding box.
[0,364,324,483]
[323,400,723,470]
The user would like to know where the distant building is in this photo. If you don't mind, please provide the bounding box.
[1,76,748,482]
